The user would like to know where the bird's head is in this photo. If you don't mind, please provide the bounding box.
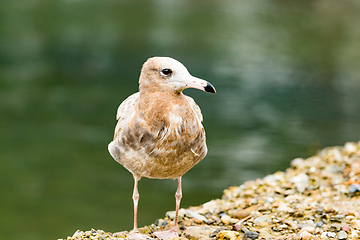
[139,57,216,94]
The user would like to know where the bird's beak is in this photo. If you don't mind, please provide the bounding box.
[184,76,216,93]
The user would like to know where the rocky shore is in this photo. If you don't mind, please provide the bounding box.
[60,142,360,240]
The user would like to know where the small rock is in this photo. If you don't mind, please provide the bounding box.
[351,219,360,230]
[309,166,316,173]
[221,215,231,225]
[349,183,360,194]
[263,174,277,186]
[290,173,309,193]
[350,230,359,238]
[250,198,258,205]
[315,221,323,228]
[300,226,315,234]
[184,226,212,240]
[305,220,316,228]
[243,230,259,240]
[320,232,328,239]
[299,231,313,240]
[217,230,240,240]
[179,208,186,218]
[342,225,350,232]
[113,231,128,238]
[329,223,342,232]
[71,230,84,238]
[84,230,92,237]
[337,230,347,240]
[290,173,309,184]
[284,189,296,195]
[344,142,358,154]
[330,217,342,223]
[291,158,304,168]
[327,232,336,238]
[165,208,186,220]
[154,219,167,228]
[316,208,323,213]
[166,210,176,220]
[253,215,271,225]
[280,224,289,230]
[277,202,293,212]
[186,209,207,222]
[230,209,251,219]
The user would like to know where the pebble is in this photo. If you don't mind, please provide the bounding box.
[71,230,84,238]
[299,231,313,240]
[290,158,304,168]
[154,219,168,228]
[336,230,347,240]
[166,208,187,220]
[341,225,350,232]
[165,210,176,220]
[329,223,342,232]
[217,230,240,240]
[243,231,259,240]
[250,198,258,205]
[335,214,345,220]
[327,232,336,238]
[344,142,358,153]
[351,219,360,230]
[289,173,309,184]
[185,209,208,222]
[277,202,293,212]
[320,232,328,239]
[230,208,251,219]
[221,215,231,224]
[349,183,360,194]
[315,221,323,228]
[300,226,315,234]
[350,230,359,238]
[253,215,271,224]
[183,226,213,240]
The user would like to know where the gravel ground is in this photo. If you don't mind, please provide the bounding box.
[60,142,360,240]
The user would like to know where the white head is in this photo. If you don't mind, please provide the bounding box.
[139,57,216,94]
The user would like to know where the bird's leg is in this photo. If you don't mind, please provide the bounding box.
[153,177,181,239]
[132,175,140,232]
[173,177,182,230]
[127,175,151,240]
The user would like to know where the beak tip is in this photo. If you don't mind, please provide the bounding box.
[204,82,216,93]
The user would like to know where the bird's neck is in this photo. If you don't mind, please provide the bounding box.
[137,90,188,125]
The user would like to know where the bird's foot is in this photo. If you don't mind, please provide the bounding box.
[127,230,154,240]
[153,229,178,240]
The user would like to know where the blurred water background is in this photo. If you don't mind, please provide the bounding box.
[1,0,360,239]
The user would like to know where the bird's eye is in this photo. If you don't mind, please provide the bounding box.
[161,68,172,76]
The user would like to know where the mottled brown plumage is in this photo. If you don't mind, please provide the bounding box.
[108,57,215,239]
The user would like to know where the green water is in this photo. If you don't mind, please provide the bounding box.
[1,1,360,239]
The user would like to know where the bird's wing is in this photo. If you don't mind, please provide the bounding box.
[116,92,140,120]
[113,92,140,139]
[185,95,203,123]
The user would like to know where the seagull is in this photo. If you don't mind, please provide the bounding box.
[108,57,216,239]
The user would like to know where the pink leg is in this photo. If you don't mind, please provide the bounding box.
[173,177,182,230]
[132,175,140,232]
[153,177,181,239]
[127,175,151,239]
